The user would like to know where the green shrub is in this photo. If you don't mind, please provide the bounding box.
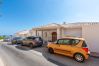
[0,36,5,40]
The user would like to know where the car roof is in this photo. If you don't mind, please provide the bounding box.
[59,37,85,40]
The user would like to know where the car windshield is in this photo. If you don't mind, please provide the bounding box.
[26,36,35,39]
[13,37,22,40]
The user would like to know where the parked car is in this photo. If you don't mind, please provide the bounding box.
[21,36,43,48]
[3,38,11,42]
[47,37,90,62]
[11,37,23,44]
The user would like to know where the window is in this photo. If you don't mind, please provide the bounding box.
[57,39,63,44]
[63,39,70,45]
[71,39,80,45]
[35,37,40,41]
[26,36,35,40]
[57,39,71,45]
[57,39,80,45]
[82,41,87,47]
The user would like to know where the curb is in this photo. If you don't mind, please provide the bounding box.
[90,55,99,58]
[90,52,99,58]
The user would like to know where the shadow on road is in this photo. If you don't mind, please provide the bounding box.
[15,44,42,51]
[15,46,32,51]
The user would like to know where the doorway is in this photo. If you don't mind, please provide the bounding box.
[52,32,57,42]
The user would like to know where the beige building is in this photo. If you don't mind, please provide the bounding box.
[30,22,99,53]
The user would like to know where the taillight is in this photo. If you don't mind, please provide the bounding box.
[82,47,89,53]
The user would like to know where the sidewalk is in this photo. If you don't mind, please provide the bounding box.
[90,52,99,58]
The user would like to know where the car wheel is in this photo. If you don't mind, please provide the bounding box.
[74,53,85,62]
[48,48,54,54]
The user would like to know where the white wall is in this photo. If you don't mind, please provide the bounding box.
[29,30,36,36]
[63,28,82,37]
[36,30,57,41]
[82,24,99,52]
[43,30,57,41]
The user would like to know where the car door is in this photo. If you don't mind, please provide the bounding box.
[22,38,28,44]
[59,39,80,56]
[53,39,63,53]
[59,39,74,56]
[54,39,77,56]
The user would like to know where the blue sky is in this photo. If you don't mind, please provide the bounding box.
[0,0,99,35]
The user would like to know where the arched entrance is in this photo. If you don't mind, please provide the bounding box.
[52,32,57,42]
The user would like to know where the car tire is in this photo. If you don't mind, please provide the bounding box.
[48,48,54,54]
[74,53,85,62]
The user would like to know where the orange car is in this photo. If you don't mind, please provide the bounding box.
[47,37,90,62]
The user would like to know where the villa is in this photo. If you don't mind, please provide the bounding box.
[15,22,99,53]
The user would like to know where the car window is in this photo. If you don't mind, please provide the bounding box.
[82,41,87,47]
[57,39,70,45]
[26,37,35,40]
[57,39,64,44]
[35,38,39,41]
[71,39,80,45]
[57,39,80,45]
[13,37,21,40]
[63,39,70,45]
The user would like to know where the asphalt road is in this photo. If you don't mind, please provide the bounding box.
[0,42,99,66]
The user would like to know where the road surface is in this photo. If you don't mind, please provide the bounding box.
[0,43,58,66]
[0,42,99,66]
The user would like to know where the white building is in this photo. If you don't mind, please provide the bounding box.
[15,30,31,37]
[30,22,99,53]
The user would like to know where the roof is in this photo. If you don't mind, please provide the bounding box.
[16,30,30,34]
[33,23,64,30]
[32,22,99,30]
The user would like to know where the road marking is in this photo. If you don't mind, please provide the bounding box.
[0,57,5,66]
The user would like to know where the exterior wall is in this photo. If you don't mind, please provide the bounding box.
[43,30,57,41]
[82,24,99,52]
[29,30,37,36]
[15,22,99,53]
[57,28,62,39]
[63,28,82,37]
[15,30,31,37]
[37,31,42,37]
[36,30,57,41]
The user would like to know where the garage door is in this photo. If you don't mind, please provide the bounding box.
[64,28,82,37]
